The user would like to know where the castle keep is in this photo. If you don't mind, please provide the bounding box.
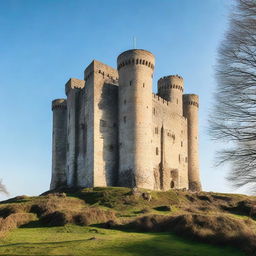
[51,49,201,191]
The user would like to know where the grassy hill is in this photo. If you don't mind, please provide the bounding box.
[0,187,255,256]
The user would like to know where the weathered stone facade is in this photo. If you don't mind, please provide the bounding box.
[50,49,201,191]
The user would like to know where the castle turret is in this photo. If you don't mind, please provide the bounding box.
[183,94,201,191]
[117,49,155,189]
[158,75,184,115]
[50,99,67,190]
[65,78,85,187]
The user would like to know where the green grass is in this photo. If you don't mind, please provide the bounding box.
[0,225,245,256]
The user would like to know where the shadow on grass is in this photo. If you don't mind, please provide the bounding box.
[0,231,245,256]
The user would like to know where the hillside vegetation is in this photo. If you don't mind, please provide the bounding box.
[0,187,255,256]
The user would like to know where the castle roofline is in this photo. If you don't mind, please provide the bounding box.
[84,59,118,81]
[158,75,183,81]
[52,98,67,110]
[65,78,85,95]
[117,49,154,62]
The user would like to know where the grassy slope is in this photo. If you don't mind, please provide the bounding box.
[0,225,245,256]
[0,187,255,256]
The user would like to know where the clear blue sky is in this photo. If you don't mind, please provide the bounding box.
[0,0,239,199]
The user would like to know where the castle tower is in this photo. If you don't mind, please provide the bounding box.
[65,78,85,187]
[117,49,155,189]
[183,94,201,191]
[50,99,67,190]
[157,75,184,115]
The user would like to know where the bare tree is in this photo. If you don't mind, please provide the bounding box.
[0,180,8,196]
[210,0,256,190]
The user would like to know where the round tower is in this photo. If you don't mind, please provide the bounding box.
[50,99,67,190]
[183,94,201,191]
[117,49,155,189]
[158,75,184,115]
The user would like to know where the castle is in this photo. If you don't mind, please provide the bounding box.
[50,49,201,191]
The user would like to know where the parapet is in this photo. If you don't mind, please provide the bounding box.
[117,49,155,71]
[65,78,85,95]
[152,93,170,106]
[52,99,67,110]
[84,60,118,83]
[183,94,199,108]
[157,75,184,92]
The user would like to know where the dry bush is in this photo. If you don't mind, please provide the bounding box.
[40,211,72,226]
[129,214,256,255]
[73,208,116,226]
[30,196,85,217]
[221,200,254,216]
[0,204,30,218]
[40,207,116,227]
[0,213,36,237]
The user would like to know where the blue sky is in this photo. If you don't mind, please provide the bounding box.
[0,0,240,199]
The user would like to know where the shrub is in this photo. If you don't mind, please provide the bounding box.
[0,204,29,218]
[40,211,72,226]
[129,214,256,255]
[0,213,36,237]
[73,208,116,226]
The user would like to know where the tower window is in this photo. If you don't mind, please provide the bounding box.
[153,108,156,115]
[155,127,158,134]
[156,147,159,155]
[143,83,145,88]
[130,80,132,86]
[124,99,126,104]
[181,141,183,147]
[124,116,126,123]
[179,154,181,163]
[185,157,188,163]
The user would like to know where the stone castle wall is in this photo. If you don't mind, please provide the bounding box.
[152,94,188,190]
[50,49,201,191]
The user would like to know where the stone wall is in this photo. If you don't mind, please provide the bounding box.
[51,99,68,189]
[86,60,119,187]
[66,78,85,187]
[152,94,188,190]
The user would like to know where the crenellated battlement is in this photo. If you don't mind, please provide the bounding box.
[157,75,184,92]
[84,60,118,83]
[183,94,199,108]
[117,57,154,70]
[117,49,155,71]
[158,74,183,80]
[152,93,170,106]
[65,78,85,95]
[52,99,67,110]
